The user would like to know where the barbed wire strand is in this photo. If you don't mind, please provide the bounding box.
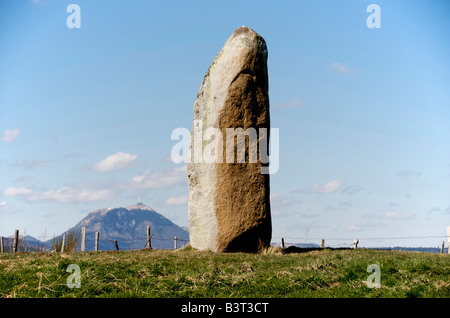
[2,233,448,252]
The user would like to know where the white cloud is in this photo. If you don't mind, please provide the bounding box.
[330,62,355,75]
[396,170,421,177]
[275,99,303,109]
[270,193,294,207]
[299,212,319,218]
[345,222,388,232]
[427,207,440,214]
[29,0,47,6]
[4,185,116,203]
[268,209,280,216]
[341,185,363,196]
[312,179,344,194]
[13,158,48,169]
[28,187,115,203]
[165,195,188,206]
[382,211,414,219]
[92,152,137,172]
[292,179,345,195]
[14,176,34,182]
[0,201,13,215]
[346,225,361,232]
[123,165,187,190]
[1,129,21,142]
[364,211,414,220]
[4,186,32,196]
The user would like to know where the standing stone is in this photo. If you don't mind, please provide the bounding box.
[188,26,271,253]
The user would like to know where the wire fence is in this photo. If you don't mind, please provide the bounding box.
[0,228,190,253]
[271,235,450,253]
[1,230,449,253]
[93,236,190,251]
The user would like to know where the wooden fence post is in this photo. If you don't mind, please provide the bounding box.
[321,239,325,248]
[114,240,119,251]
[146,226,152,249]
[441,241,445,254]
[81,227,86,252]
[353,239,359,249]
[0,237,3,253]
[61,234,66,253]
[13,229,19,253]
[174,236,177,250]
[280,238,285,248]
[95,232,99,251]
[447,226,450,254]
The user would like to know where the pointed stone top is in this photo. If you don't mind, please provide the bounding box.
[232,25,257,36]
[219,26,267,63]
[228,25,265,42]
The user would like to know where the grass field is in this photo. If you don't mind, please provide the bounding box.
[0,247,448,298]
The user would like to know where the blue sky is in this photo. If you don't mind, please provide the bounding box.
[0,0,449,247]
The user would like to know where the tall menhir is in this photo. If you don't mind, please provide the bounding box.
[187,26,272,253]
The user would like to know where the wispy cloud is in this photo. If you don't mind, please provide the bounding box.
[341,185,363,196]
[396,170,421,177]
[164,195,188,206]
[270,193,294,206]
[338,201,353,207]
[345,221,387,232]
[29,187,115,203]
[312,179,344,194]
[123,165,187,190]
[275,99,303,109]
[364,211,415,220]
[4,185,116,203]
[4,186,32,196]
[0,201,13,215]
[427,206,440,214]
[383,211,414,219]
[444,206,450,214]
[299,212,319,219]
[346,225,361,232]
[293,179,345,195]
[269,193,295,216]
[0,129,21,142]
[14,176,34,183]
[29,0,47,6]
[13,158,48,169]
[91,152,137,172]
[330,62,355,75]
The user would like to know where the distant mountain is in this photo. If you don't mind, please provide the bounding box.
[370,246,448,254]
[45,202,189,251]
[2,234,48,252]
[270,243,447,254]
[271,242,320,248]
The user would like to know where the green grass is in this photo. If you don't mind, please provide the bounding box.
[0,247,448,298]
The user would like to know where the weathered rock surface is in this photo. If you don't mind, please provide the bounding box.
[188,26,271,253]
